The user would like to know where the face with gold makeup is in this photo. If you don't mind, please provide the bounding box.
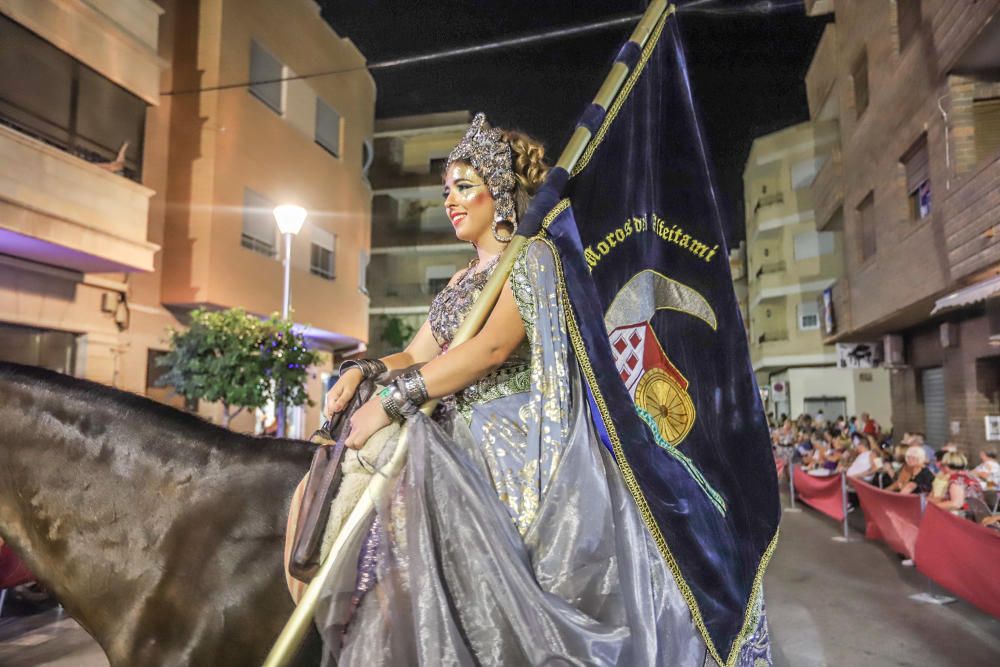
[442,161,497,247]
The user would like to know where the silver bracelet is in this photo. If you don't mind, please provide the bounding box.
[340,358,387,381]
[397,371,429,406]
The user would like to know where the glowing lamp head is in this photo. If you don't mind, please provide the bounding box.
[273,204,307,235]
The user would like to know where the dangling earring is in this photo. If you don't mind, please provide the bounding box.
[492,212,518,243]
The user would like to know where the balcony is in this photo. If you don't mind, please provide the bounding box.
[812,147,843,230]
[0,123,156,273]
[943,149,1000,281]
[804,0,834,16]
[806,24,838,120]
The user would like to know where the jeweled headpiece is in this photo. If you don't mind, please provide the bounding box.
[447,113,516,226]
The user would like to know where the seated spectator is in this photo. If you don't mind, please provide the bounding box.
[861,411,880,437]
[972,450,1000,490]
[887,446,934,494]
[845,435,882,483]
[821,437,847,471]
[930,451,985,514]
[982,515,1000,533]
[847,415,858,435]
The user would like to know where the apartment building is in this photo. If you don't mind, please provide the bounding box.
[0,0,375,434]
[805,0,1000,451]
[366,111,474,357]
[742,120,891,424]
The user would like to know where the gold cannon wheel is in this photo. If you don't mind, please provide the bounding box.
[635,368,695,445]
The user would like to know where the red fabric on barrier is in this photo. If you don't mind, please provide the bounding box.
[0,544,33,589]
[792,465,844,521]
[774,457,786,481]
[915,504,1000,619]
[852,480,922,558]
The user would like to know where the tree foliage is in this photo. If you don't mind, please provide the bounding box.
[156,308,320,427]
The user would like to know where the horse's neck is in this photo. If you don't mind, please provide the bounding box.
[1,385,198,637]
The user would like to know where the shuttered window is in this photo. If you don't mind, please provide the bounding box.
[902,134,930,220]
[921,367,947,449]
[857,192,876,261]
[242,188,276,257]
[973,97,1000,163]
[310,227,335,280]
[315,99,341,157]
[249,40,283,114]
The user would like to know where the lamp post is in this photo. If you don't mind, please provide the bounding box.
[273,204,307,437]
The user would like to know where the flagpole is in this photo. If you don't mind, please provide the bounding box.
[261,3,674,665]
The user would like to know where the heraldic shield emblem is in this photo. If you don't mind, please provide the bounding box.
[604,270,717,447]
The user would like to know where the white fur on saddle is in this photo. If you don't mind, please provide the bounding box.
[284,422,399,603]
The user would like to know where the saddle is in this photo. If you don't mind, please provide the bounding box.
[288,378,376,583]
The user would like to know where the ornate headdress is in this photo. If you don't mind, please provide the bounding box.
[447,113,517,235]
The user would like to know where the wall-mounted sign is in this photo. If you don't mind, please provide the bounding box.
[986,415,1000,442]
[837,342,883,369]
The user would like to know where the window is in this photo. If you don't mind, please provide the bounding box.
[241,188,277,257]
[0,15,146,180]
[897,0,921,52]
[853,51,869,118]
[358,250,369,295]
[310,227,336,280]
[425,265,456,294]
[973,97,1000,163]
[857,192,876,261]
[798,300,820,331]
[315,99,341,157]
[793,231,835,260]
[902,134,931,220]
[249,40,283,114]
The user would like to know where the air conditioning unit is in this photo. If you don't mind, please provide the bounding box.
[883,333,906,367]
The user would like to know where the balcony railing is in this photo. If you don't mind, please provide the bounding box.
[756,330,789,344]
[753,192,785,214]
[755,260,787,278]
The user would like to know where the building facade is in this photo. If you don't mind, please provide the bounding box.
[0,0,375,435]
[805,0,1000,452]
[366,111,474,357]
[741,120,891,425]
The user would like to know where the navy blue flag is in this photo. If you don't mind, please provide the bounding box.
[521,10,779,665]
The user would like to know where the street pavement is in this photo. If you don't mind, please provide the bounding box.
[766,493,1000,666]
[0,494,997,666]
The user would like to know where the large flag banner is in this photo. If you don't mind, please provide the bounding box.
[537,11,780,665]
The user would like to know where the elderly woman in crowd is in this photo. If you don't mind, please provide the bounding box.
[887,446,935,495]
[930,451,985,514]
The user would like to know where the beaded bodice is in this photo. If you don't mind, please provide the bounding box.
[428,256,531,418]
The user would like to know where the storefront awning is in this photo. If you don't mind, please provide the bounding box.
[931,275,1000,314]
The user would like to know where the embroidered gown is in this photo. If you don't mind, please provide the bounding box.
[314,239,770,666]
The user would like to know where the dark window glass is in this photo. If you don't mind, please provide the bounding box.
[249,40,283,113]
[853,52,869,118]
[0,14,146,181]
[897,0,921,52]
[857,192,876,261]
[902,134,930,220]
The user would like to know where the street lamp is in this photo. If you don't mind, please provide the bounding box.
[273,203,307,437]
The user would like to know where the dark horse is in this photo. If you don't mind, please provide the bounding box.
[0,362,322,666]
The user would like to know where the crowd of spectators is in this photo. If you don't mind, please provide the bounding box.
[770,412,1000,533]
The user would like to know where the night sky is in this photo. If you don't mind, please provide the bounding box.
[320,1,829,244]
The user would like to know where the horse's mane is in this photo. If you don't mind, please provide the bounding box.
[0,362,310,453]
